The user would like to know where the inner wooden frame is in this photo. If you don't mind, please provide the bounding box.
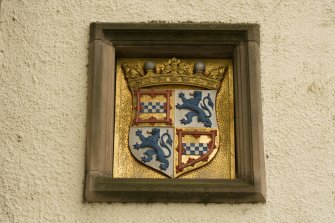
[85,23,265,203]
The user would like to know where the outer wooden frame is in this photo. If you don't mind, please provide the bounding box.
[85,23,265,203]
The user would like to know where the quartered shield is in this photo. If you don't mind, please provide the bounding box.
[123,58,225,178]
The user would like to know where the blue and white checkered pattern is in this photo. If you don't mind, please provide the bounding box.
[182,143,208,155]
[140,102,166,113]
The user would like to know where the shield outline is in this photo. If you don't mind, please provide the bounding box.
[129,88,220,178]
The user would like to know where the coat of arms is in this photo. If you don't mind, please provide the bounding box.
[120,58,228,178]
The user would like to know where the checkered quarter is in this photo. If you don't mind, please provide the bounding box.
[140,102,166,113]
[182,143,208,155]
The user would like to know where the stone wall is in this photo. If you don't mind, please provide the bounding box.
[0,0,334,222]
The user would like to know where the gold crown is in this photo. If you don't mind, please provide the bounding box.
[122,57,227,90]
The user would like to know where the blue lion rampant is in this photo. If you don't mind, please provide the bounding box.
[176,91,214,127]
[133,128,172,171]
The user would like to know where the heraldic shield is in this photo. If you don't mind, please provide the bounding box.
[122,58,226,178]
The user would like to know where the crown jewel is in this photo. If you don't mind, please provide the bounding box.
[122,57,227,90]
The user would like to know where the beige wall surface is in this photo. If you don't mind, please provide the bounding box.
[0,0,334,222]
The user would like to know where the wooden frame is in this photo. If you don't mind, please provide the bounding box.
[85,23,265,203]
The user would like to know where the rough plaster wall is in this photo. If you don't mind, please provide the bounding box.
[0,0,334,222]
